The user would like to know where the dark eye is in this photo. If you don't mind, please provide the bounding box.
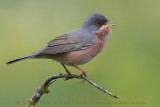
[96,21,102,27]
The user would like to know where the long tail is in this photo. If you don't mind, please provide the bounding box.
[6,55,34,64]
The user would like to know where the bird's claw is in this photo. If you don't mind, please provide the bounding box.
[78,72,88,78]
[78,72,88,83]
[64,72,72,80]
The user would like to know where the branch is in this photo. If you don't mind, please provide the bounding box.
[26,74,120,107]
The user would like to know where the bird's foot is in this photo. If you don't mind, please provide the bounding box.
[78,71,88,83]
[78,72,88,78]
[64,72,72,80]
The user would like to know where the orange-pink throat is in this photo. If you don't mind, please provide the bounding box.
[95,25,112,41]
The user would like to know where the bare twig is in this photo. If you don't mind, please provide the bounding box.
[26,74,120,107]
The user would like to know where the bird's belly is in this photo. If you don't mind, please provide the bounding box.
[54,40,104,65]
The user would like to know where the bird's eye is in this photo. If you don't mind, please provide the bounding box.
[96,21,102,27]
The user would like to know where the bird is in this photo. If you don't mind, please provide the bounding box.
[6,13,116,79]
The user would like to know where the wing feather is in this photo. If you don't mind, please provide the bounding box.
[37,33,91,55]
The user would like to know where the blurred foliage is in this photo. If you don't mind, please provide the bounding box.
[0,0,160,107]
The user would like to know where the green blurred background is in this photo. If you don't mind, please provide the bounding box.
[0,0,160,107]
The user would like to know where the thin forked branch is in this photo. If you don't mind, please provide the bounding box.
[26,74,120,107]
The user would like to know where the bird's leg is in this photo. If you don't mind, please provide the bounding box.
[72,65,88,78]
[61,63,71,80]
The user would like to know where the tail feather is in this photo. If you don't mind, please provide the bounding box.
[6,56,33,64]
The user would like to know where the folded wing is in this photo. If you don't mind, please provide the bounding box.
[36,33,92,55]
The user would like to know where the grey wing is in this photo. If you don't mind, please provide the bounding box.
[35,33,92,55]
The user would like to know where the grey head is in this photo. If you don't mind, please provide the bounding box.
[81,13,108,32]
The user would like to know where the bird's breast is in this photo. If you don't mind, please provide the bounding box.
[53,39,105,65]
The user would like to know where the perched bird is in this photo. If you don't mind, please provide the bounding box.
[6,13,116,79]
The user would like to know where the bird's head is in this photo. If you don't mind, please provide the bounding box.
[82,13,109,32]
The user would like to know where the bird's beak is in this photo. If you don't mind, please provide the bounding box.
[104,19,116,27]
